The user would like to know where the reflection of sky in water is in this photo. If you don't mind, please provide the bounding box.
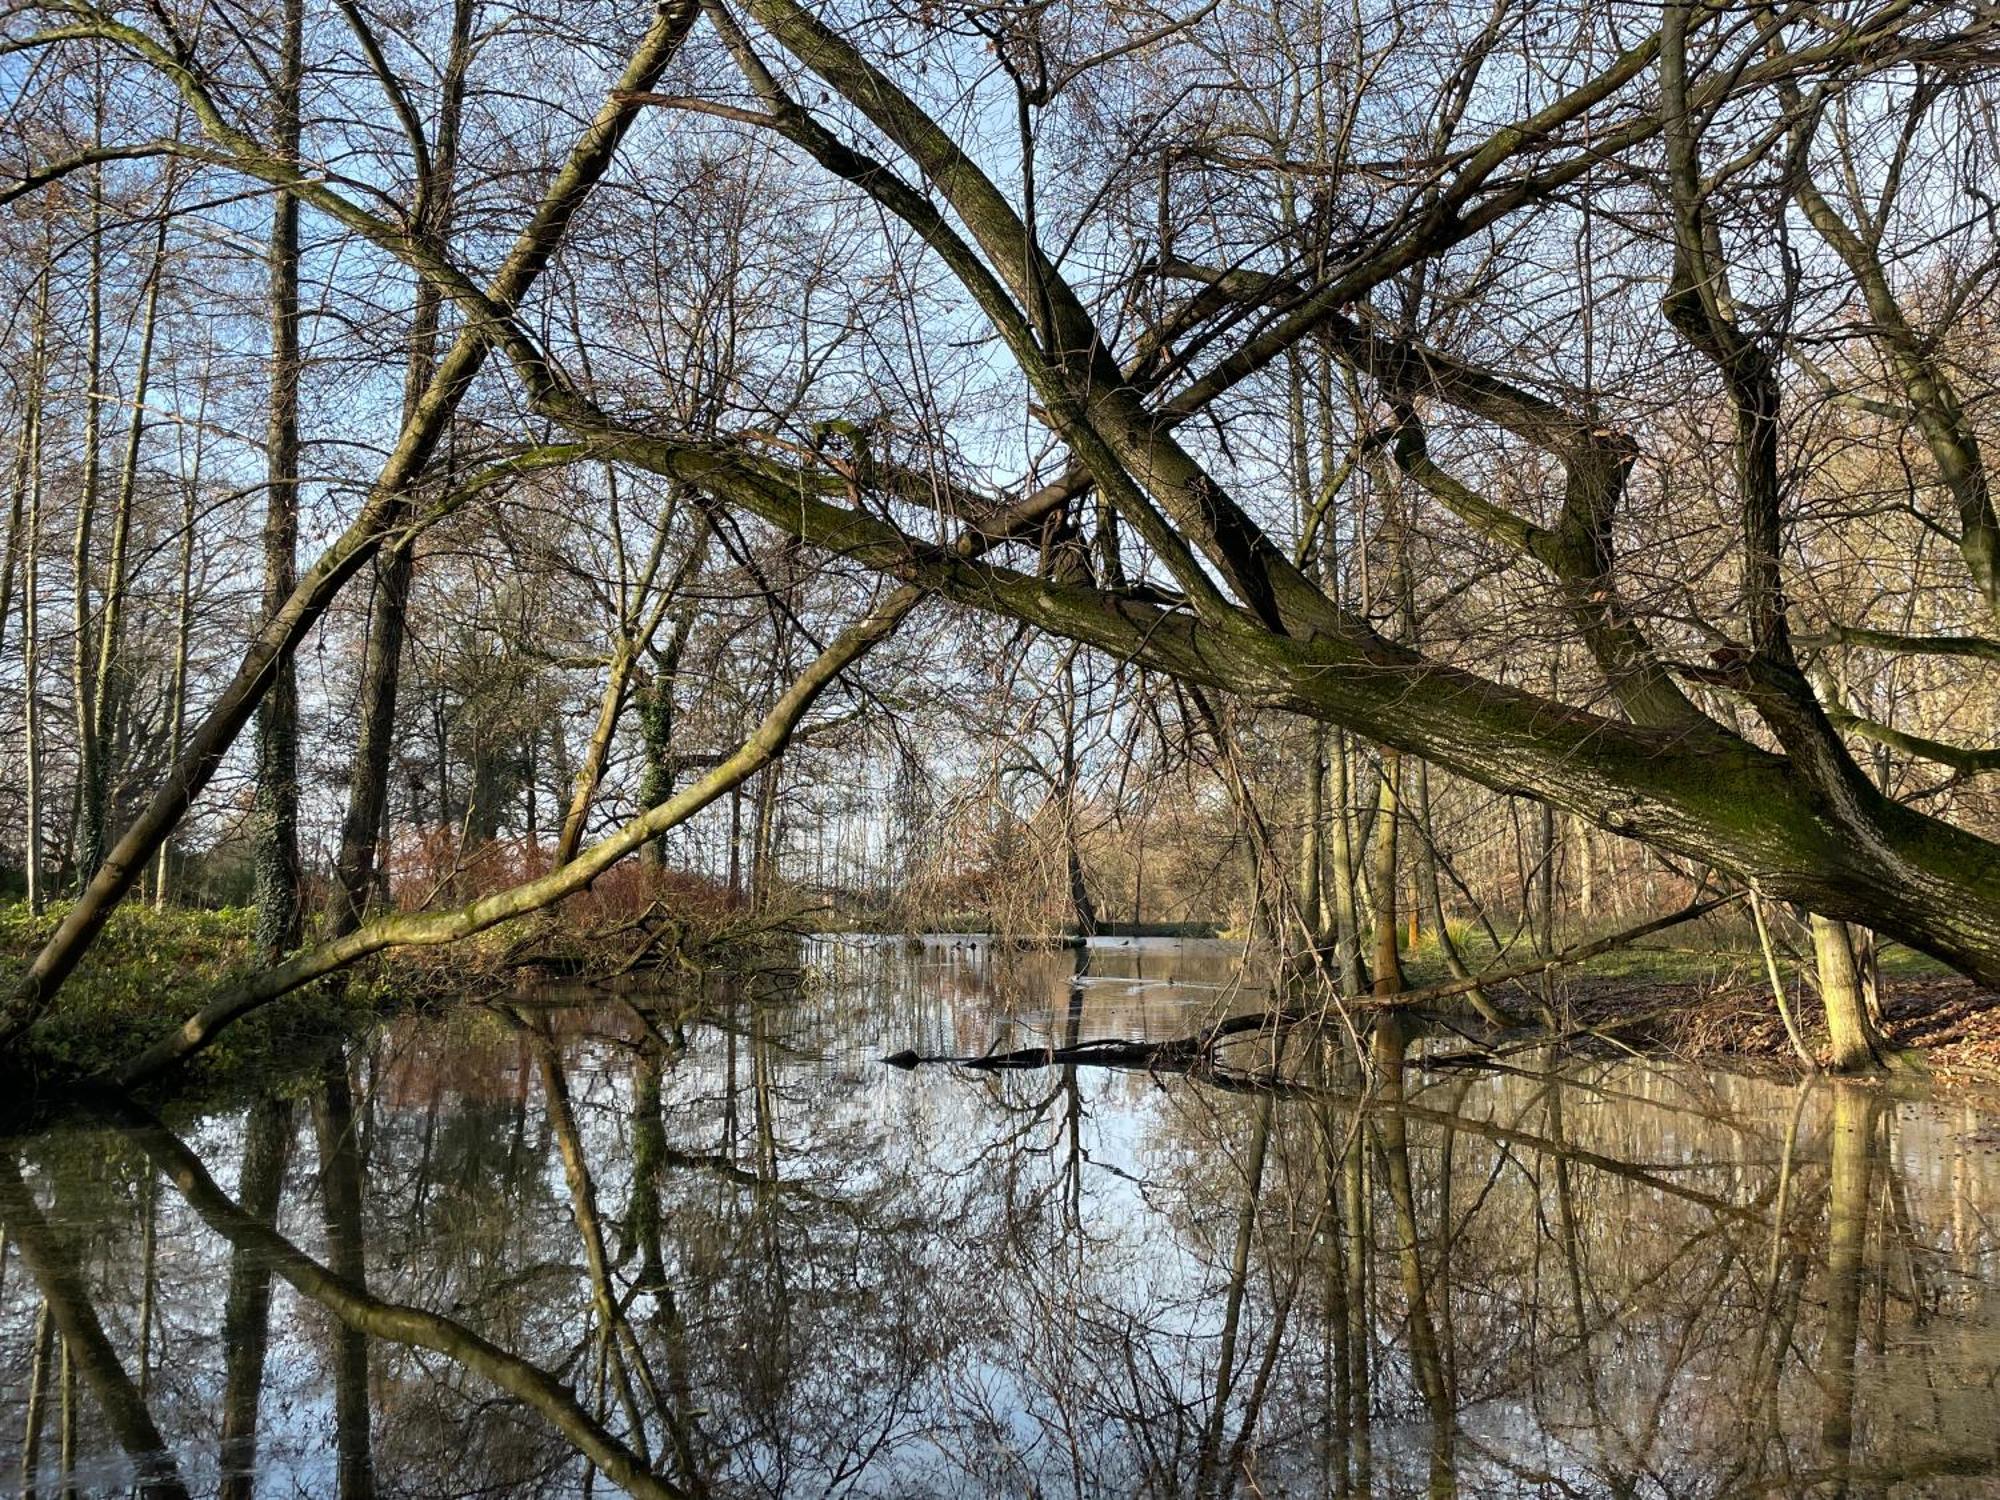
[3,934,2000,1497]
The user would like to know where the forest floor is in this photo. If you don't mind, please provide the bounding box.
[1465,942,2000,1083]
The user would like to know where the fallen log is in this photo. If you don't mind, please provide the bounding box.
[885,892,1742,1071]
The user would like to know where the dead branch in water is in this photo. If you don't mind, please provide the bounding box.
[886,893,1743,1072]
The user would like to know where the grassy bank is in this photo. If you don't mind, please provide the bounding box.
[0,891,806,1098]
[0,902,385,1095]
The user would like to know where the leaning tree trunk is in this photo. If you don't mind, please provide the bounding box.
[0,3,703,1044]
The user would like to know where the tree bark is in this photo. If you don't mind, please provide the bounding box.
[16,267,49,915]
[71,143,106,885]
[1369,749,1406,996]
[1812,914,1889,1073]
[255,0,305,962]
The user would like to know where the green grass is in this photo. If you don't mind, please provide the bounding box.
[0,900,383,1096]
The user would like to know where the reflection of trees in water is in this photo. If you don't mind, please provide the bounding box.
[1,946,1999,1496]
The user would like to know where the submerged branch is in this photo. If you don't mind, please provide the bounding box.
[888,893,1741,1073]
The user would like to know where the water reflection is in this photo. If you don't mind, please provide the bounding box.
[3,937,1999,1497]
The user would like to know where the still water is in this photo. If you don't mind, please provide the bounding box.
[4,935,2000,1497]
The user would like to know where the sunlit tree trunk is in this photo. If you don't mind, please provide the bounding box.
[1298,728,1325,942]
[1059,670,1096,939]
[154,377,205,910]
[1369,750,1406,996]
[1813,915,1889,1073]
[750,761,783,914]
[1572,815,1596,924]
[1535,801,1558,954]
[1,372,27,670]
[1326,730,1368,992]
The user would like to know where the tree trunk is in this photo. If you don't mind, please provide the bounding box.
[71,146,105,886]
[1813,914,1889,1073]
[154,383,204,911]
[2,2,703,1042]
[90,195,173,878]
[329,545,416,936]
[1411,759,1506,1025]
[1535,800,1558,954]
[555,502,704,867]
[750,761,782,913]
[1369,749,1405,996]
[1572,815,1595,924]
[17,268,49,915]
[254,0,305,963]
[1298,726,1325,944]
[329,0,474,933]
[1326,728,1368,992]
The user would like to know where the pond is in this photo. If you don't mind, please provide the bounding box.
[4,936,1999,1497]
